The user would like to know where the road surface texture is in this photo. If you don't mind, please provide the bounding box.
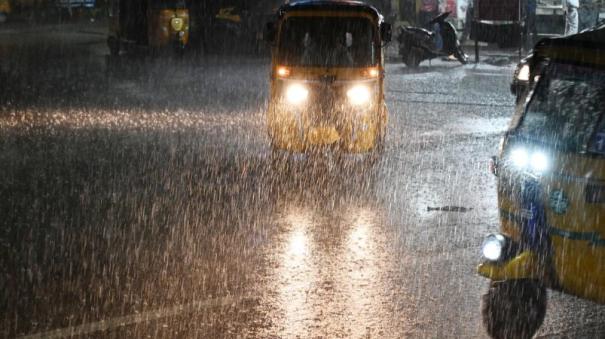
[1,21,604,338]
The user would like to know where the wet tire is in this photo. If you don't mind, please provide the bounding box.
[454,46,468,65]
[364,131,385,168]
[404,48,421,68]
[482,280,547,339]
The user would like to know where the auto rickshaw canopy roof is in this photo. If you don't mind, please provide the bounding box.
[276,0,384,22]
[534,25,605,68]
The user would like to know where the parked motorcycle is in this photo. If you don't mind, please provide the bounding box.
[397,12,468,68]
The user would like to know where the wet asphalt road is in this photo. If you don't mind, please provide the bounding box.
[1,22,605,338]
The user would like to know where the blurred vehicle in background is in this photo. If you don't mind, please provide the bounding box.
[107,0,189,56]
[265,0,391,161]
[0,0,10,23]
[479,25,605,339]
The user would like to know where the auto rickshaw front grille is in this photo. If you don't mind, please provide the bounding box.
[305,84,345,125]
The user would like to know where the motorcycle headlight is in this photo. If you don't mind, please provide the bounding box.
[509,147,549,173]
[347,85,371,106]
[285,84,308,105]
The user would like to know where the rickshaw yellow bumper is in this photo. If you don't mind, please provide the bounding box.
[306,127,340,146]
[478,251,541,281]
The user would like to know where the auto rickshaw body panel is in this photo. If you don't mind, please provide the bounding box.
[107,0,189,54]
[495,156,605,303]
[0,0,11,14]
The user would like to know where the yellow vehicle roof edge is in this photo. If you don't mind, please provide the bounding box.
[534,25,605,67]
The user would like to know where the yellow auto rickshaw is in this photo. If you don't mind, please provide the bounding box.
[479,26,605,339]
[264,0,391,158]
[107,0,189,56]
[0,0,10,23]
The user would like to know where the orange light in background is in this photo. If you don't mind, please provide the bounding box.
[276,66,291,77]
[364,67,379,78]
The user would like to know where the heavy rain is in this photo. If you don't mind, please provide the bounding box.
[1,0,605,338]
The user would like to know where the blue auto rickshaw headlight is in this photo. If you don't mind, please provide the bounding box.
[508,147,550,174]
[482,233,507,262]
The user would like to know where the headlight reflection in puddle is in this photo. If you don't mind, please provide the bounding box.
[276,207,315,336]
[266,201,396,337]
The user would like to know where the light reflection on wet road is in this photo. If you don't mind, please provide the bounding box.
[264,198,404,338]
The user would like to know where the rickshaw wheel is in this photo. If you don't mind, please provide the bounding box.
[454,46,468,65]
[404,48,422,68]
[364,133,385,168]
[482,280,547,339]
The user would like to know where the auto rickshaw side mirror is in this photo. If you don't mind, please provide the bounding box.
[264,21,277,45]
[380,22,392,43]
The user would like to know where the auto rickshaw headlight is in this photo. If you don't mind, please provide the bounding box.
[276,66,291,78]
[510,148,530,168]
[347,85,371,106]
[517,64,530,81]
[509,147,549,173]
[530,151,549,172]
[363,67,380,78]
[285,84,308,105]
[482,233,506,262]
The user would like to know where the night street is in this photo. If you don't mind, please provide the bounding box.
[1,21,605,338]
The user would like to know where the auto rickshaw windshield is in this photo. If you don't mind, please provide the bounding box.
[278,17,377,67]
[518,62,605,155]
